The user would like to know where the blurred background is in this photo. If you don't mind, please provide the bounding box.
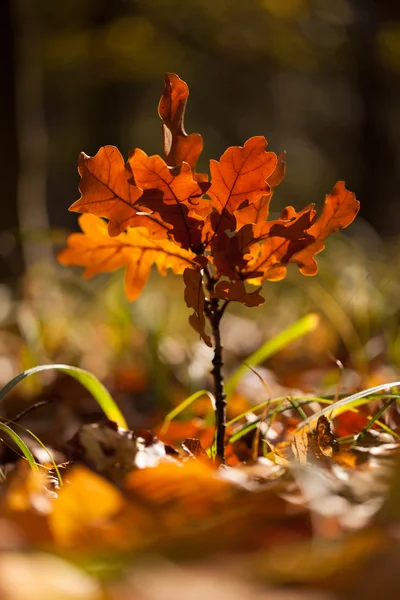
[1,0,400,434]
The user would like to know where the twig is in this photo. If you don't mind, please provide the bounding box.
[203,265,229,463]
[5,398,52,424]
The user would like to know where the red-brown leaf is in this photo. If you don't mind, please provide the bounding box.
[212,280,265,307]
[206,136,278,236]
[244,206,316,282]
[234,151,287,231]
[69,146,167,238]
[183,266,212,347]
[129,149,211,251]
[158,73,207,180]
[210,224,257,281]
[58,214,195,301]
[245,182,359,283]
[290,181,360,275]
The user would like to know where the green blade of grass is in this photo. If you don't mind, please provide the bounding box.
[351,398,395,447]
[228,398,333,444]
[0,422,38,471]
[297,381,400,432]
[160,390,216,436]
[225,313,320,398]
[287,397,308,422]
[227,395,337,427]
[229,395,399,444]
[7,420,63,485]
[0,364,127,430]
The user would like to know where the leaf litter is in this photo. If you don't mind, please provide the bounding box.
[0,73,398,598]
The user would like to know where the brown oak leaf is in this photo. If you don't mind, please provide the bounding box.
[128,149,210,251]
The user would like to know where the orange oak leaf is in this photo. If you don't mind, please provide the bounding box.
[244,206,317,283]
[183,266,212,347]
[211,280,265,307]
[158,73,207,180]
[210,224,259,281]
[268,150,287,188]
[69,146,168,238]
[210,205,315,284]
[58,214,195,301]
[205,136,278,238]
[289,181,360,275]
[128,149,210,251]
[59,73,360,353]
[246,182,359,283]
[234,151,287,231]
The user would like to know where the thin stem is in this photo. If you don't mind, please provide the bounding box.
[203,265,229,464]
[5,398,53,423]
[210,300,227,463]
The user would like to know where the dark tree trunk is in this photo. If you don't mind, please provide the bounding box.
[0,0,23,280]
[351,0,400,235]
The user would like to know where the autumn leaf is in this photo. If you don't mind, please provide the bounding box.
[210,224,257,281]
[234,150,287,231]
[291,181,360,276]
[125,460,231,522]
[183,266,212,347]
[128,148,210,251]
[277,415,339,465]
[181,438,211,461]
[50,466,126,549]
[158,73,207,180]
[0,464,52,545]
[245,182,359,283]
[59,72,360,373]
[245,206,316,282]
[205,136,278,237]
[58,214,195,301]
[211,207,315,284]
[211,280,265,307]
[69,146,167,238]
[315,415,339,458]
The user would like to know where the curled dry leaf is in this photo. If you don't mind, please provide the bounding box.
[315,415,339,458]
[183,266,212,347]
[276,416,340,465]
[58,214,195,301]
[181,437,210,461]
[158,72,207,180]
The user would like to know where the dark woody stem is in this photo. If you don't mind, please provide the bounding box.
[204,267,229,464]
